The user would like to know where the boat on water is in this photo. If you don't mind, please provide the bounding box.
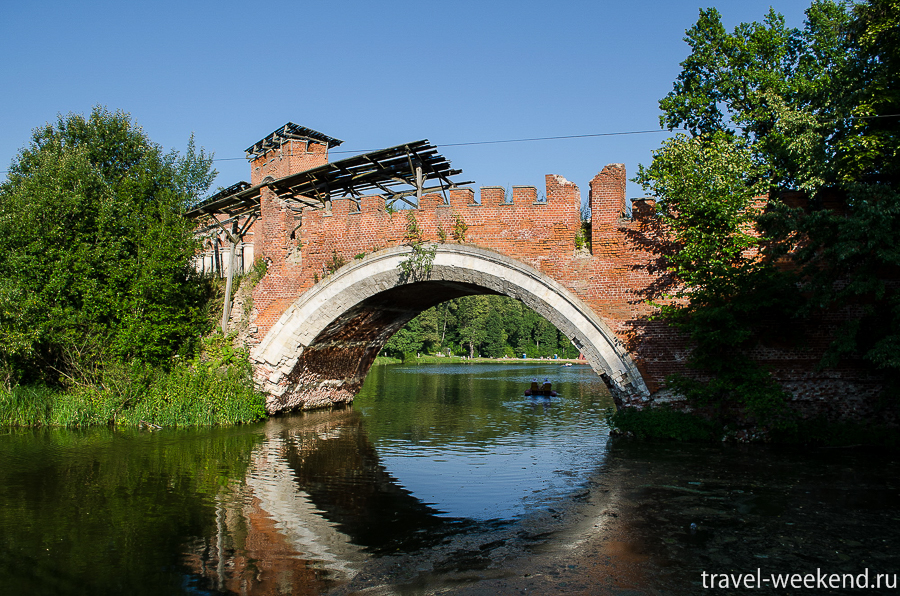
[525,379,557,397]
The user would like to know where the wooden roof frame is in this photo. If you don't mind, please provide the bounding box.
[185,140,472,225]
[245,123,343,160]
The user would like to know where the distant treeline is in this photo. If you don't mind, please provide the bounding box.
[384,295,580,360]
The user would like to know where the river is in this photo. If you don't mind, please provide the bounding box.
[0,362,897,594]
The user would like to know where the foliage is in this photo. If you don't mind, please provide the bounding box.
[574,220,591,252]
[637,132,765,296]
[382,295,580,360]
[456,295,489,358]
[326,249,347,274]
[636,133,801,428]
[606,406,720,442]
[0,334,266,427]
[396,210,437,282]
[639,0,900,422]
[452,214,468,243]
[404,210,423,243]
[240,257,268,316]
[0,106,216,386]
[397,242,437,283]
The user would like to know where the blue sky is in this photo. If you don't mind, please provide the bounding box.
[1,0,810,203]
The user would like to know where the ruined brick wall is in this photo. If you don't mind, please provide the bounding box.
[249,166,664,374]
[247,163,885,421]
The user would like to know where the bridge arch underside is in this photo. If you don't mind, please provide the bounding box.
[252,246,650,414]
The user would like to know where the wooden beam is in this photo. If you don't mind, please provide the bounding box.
[221,239,237,333]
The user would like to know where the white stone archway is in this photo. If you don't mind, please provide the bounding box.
[251,245,650,413]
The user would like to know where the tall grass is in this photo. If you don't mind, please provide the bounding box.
[0,386,59,426]
[126,361,266,426]
[0,336,266,428]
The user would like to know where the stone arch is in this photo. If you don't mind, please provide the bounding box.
[251,245,650,414]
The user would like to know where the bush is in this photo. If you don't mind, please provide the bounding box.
[607,407,719,442]
[0,107,216,386]
[0,386,58,426]
[0,335,267,428]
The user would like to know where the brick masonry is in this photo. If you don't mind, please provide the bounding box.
[238,148,884,420]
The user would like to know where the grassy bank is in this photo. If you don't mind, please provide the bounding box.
[0,336,266,428]
[607,406,900,448]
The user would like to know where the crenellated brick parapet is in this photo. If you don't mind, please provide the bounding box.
[248,165,671,402]
[241,159,885,421]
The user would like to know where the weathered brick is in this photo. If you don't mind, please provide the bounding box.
[213,135,886,422]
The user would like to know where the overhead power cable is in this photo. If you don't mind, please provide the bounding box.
[208,128,683,162]
[209,116,895,161]
[4,117,897,172]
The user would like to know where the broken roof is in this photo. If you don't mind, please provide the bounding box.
[186,139,471,229]
[245,123,344,160]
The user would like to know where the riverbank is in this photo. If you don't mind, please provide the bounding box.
[0,335,266,428]
[607,405,900,448]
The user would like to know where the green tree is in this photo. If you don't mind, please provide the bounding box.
[0,107,216,386]
[482,307,507,357]
[456,296,489,358]
[384,317,424,358]
[415,306,442,353]
[533,317,558,357]
[640,0,900,420]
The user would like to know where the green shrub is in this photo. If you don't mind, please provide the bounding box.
[0,334,267,428]
[607,406,719,441]
[127,361,265,427]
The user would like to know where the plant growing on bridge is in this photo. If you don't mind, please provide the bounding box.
[326,250,347,274]
[397,210,436,282]
[404,210,424,243]
[574,220,591,252]
[452,214,468,243]
[240,257,268,317]
[397,242,437,283]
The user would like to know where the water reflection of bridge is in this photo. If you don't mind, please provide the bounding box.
[183,410,471,592]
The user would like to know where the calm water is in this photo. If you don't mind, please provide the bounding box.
[354,362,613,520]
[0,363,613,594]
[1,363,898,595]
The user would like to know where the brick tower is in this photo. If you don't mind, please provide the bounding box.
[246,123,343,184]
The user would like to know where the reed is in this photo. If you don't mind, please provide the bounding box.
[0,359,266,428]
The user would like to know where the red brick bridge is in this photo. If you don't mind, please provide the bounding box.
[191,124,877,418]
